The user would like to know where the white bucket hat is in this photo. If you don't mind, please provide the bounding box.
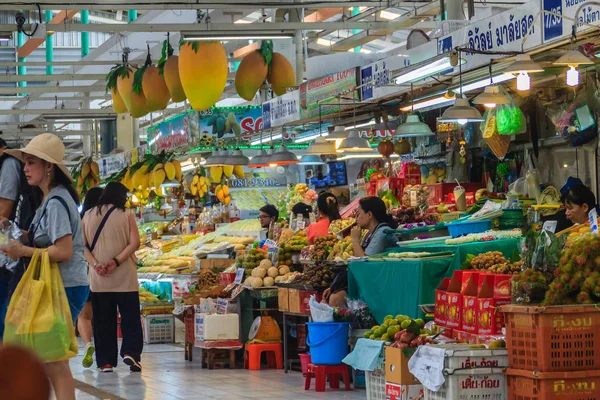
[5,133,73,182]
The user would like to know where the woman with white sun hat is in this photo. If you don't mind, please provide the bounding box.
[0,133,89,400]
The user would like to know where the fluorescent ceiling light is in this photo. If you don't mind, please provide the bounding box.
[395,57,458,85]
[295,132,329,143]
[457,73,515,94]
[399,73,516,112]
[338,153,398,160]
[380,10,401,20]
[400,96,453,112]
[316,38,334,46]
[251,134,282,146]
[185,34,293,41]
[345,121,375,130]
[235,19,252,24]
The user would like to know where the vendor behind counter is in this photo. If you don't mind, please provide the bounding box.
[542,183,597,232]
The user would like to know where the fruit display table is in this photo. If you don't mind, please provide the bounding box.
[400,237,521,272]
[348,238,521,323]
[348,257,453,323]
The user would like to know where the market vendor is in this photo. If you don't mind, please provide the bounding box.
[258,204,279,229]
[306,192,341,244]
[323,196,398,308]
[563,184,597,225]
[291,202,312,220]
[351,196,399,257]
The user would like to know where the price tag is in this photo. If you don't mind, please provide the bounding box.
[263,239,278,249]
[234,268,245,284]
[542,221,557,233]
[589,208,598,235]
[216,298,229,314]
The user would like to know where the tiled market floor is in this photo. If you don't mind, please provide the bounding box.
[69,343,366,399]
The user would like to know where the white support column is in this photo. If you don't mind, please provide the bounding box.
[82,93,93,156]
[116,113,139,150]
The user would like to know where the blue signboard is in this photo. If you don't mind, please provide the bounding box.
[543,0,563,42]
[360,65,374,101]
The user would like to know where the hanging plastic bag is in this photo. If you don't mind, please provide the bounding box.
[496,87,526,135]
[480,108,497,139]
[309,295,334,322]
[547,88,598,147]
[4,249,78,363]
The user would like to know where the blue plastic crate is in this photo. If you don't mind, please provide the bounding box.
[447,219,492,238]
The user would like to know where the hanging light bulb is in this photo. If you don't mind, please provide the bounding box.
[516,72,530,91]
[484,103,496,108]
[457,119,468,125]
[566,66,580,86]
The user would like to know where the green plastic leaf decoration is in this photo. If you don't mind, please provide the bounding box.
[260,40,274,66]
[132,66,147,95]
[105,64,128,92]
[158,39,175,76]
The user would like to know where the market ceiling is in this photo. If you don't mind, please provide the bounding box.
[0,0,539,157]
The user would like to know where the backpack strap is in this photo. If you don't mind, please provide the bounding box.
[86,206,117,252]
[29,196,73,248]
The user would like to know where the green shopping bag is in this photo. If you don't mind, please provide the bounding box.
[4,249,78,363]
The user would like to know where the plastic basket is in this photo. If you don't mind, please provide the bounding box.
[501,304,600,372]
[423,368,506,400]
[447,220,492,238]
[366,365,386,400]
[427,344,509,369]
[142,314,175,344]
[506,368,600,399]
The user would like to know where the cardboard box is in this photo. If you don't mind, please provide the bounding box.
[385,347,419,385]
[445,271,465,330]
[199,258,235,270]
[461,274,480,334]
[288,289,321,314]
[277,287,289,312]
[195,313,239,341]
[452,329,478,344]
[478,297,510,335]
[434,278,450,326]
[477,274,510,335]
[385,383,423,400]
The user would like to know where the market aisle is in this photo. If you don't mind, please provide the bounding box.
[69,343,365,400]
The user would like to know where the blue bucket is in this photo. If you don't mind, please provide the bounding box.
[306,322,350,365]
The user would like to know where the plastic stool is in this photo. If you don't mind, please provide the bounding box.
[304,363,351,392]
[244,343,283,370]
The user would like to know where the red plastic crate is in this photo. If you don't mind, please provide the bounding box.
[507,368,600,399]
[501,304,600,372]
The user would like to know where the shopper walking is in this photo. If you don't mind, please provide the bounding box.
[79,187,103,368]
[82,182,143,373]
[1,133,89,400]
[0,138,42,338]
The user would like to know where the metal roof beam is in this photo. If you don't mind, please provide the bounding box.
[0,74,107,83]
[0,1,399,11]
[0,85,106,94]
[5,20,422,33]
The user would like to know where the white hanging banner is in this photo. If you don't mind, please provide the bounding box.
[542,0,600,43]
[437,2,543,70]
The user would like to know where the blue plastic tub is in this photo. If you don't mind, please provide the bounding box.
[306,322,350,365]
[447,219,492,238]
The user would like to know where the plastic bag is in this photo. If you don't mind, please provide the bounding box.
[508,177,528,197]
[547,88,598,147]
[496,87,526,135]
[309,295,334,322]
[0,220,24,272]
[480,108,497,139]
[4,249,78,363]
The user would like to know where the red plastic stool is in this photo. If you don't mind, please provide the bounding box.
[244,343,283,370]
[304,363,351,392]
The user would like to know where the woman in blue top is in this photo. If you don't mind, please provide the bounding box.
[1,133,89,400]
[351,196,398,257]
